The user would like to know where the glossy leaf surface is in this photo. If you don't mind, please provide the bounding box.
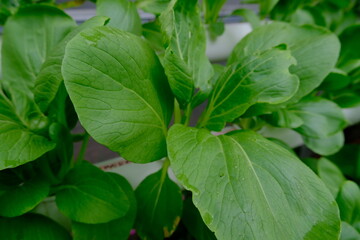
[229,22,340,103]
[202,46,299,131]
[135,165,183,240]
[72,173,137,240]
[168,124,340,240]
[56,161,130,224]
[63,26,173,163]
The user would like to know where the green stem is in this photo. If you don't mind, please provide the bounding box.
[161,158,171,177]
[183,104,193,126]
[76,132,90,162]
[174,99,182,124]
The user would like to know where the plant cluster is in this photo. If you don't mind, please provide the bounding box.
[0,0,359,239]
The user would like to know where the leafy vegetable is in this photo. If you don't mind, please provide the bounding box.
[135,161,183,240]
[168,124,340,240]
[62,26,173,163]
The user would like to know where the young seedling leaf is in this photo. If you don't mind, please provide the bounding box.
[168,124,340,240]
[229,21,340,103]
[0,213,71,240]
[201,46,299,131]
[72,172,137,240]
[340,221,360,240]
[97,0,142,35]
[303,131,345,156]
[55,161,130,224]
[135,164,183,240]
[62,26,173,163]
[317,157,346,197]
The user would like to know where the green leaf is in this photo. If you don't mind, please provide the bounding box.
[142,20,164,53]
[203,0,227,23]
[291,97,347,138]
[201,46,299,131]
[317,157,346,197]
[319,70,352,91]
[338,25,360,72]
[337,181,360,224]
[262,108,304,128]
[341,221,360,240]
[0,178,50,217]
[333,89,360,108]
[72,172,137,240]
[1,4,76,92]
[0,213,71,240]
[0,93,55,170]
[229,22,340,103]
[62,26,173,163]
[136,0,171,14]
[168,124,340,240]
[232,8,261,29]
[159,0,213,105]
[182,197,216,240]
[97,0,141,35]
[55,161,130,224]
[303,131,345,156]
[259,0,279,18]
[34,16,109,113]
[135,162,183,240]
[328,144,360,180]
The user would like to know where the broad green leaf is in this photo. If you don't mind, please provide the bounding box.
[337,181,360,224]
[341,221,360,240]
[0,93,55,170]
[203,0,227,23]
[182,197,216,240]
[72,172,137,240]
[0,178,49,217]
[270,0,313,20]
[136,0,171,14]
[159,0,213,105]
[318,157,346,197]
[201,46,299,131]
[97,0,141,35]
[291,97,347,138]
[303,131,345,156]
[62,26,173,163]
[1,5,75,92]
[135,163,183,240]
[338,25,360,72]
[229,22,340,103]
[168,124,340,240]
[0,213,71,240]
[34,16,109,113]
[55,161,130,224]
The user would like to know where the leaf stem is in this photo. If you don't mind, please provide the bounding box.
[183,104,193,126]
[76,132,90,162]
[174,99,182,124]
[161,158,170,177]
